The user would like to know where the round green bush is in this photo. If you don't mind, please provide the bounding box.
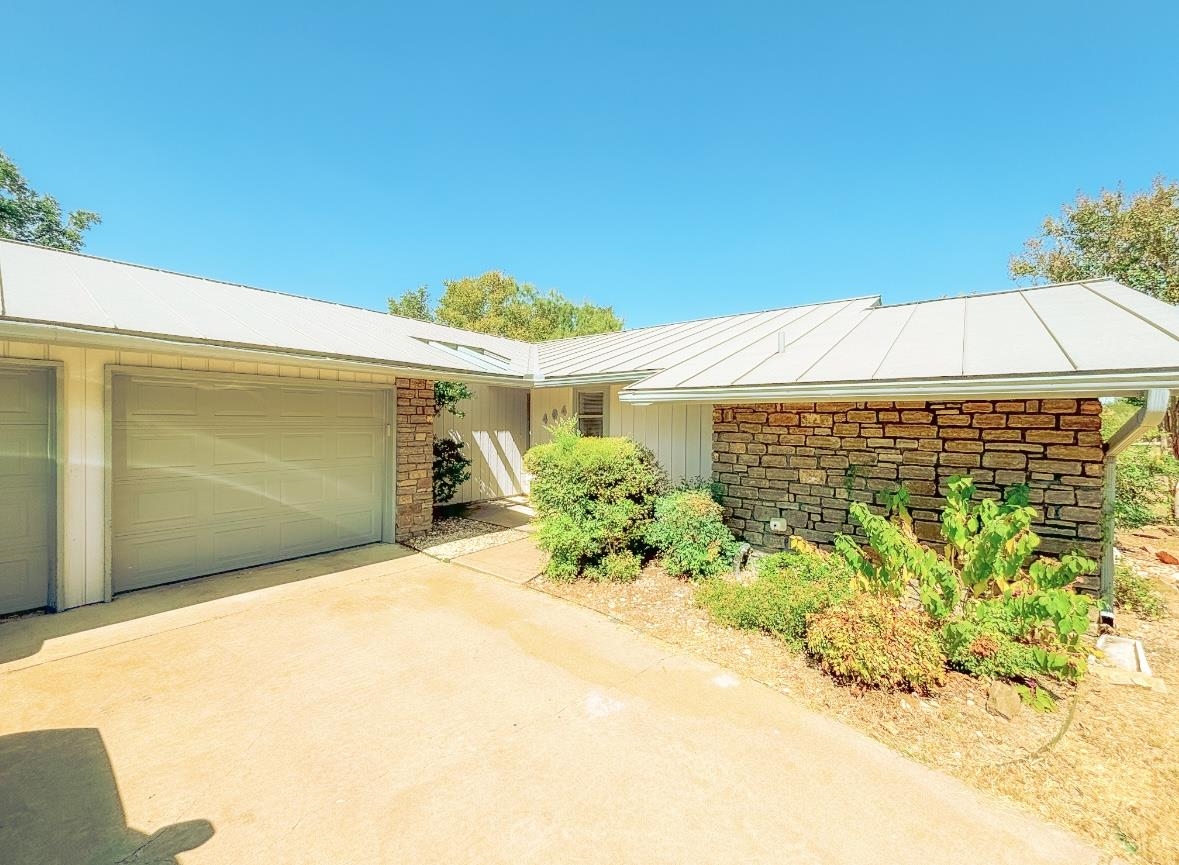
[524,418,665,579]
[646,490,739,579]
[805,593,946,692]
[696,548,854,647]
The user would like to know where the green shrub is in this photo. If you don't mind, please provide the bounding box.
[524,418,665,580]
[587,550,642,582]
[696,545,854,647]
[673,475,725,505]
[646,490,739,578]
[805,593,946,693]
[1114,564,1168,619]
[432,437,472,504]
[941,601,1043,679]
[1115,445,1179,529]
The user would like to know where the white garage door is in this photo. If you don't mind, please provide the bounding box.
[112,374,389,593]
[0,367,53,615]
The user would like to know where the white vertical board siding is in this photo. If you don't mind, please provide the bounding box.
[529,386,573,446]
[608,385,713,483]
[435,384,530,503]
[0,339,400,611]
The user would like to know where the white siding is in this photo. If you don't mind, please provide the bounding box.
[0,339,400,611]
[529,386,574,447]
[608,385,713,483]
[434,384,530,504]
[527,385,713,483]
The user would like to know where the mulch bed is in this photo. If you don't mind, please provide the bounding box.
[536,543,1179,865]
[402,516,526,560]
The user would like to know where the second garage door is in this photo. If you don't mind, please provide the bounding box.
[112,374,389,593]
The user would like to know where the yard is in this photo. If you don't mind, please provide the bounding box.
[538,536,1179,865]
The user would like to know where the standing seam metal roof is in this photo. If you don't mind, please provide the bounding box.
[3,239,1178,399]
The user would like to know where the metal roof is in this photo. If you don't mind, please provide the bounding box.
[2,240,1177,401]
[0,239,534,379]
[535,296,882,384]
[619,280,1179,402]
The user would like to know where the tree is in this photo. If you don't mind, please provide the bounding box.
[387,270,622,341]
[1010,177,1179,304]
[0,150,101,251]
[1010,177,1179,454]
[387,285,433,321]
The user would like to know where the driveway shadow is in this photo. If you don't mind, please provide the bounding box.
[0,543,416,666]
[0,728,214,865]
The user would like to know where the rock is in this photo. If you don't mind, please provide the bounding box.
[986,681,1022,721]
[1157,551,1179,566]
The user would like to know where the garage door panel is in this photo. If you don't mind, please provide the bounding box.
[125,486,200,527]
[0,555,47,611]
[120,433,199,472]
[338,390,383,420]
[337,430,380,459]
[335,465,382,502]
[122,380,199,419]
[112,375,388,592]
[212,475,271,517]
[0,367,52,614]
[114,533,201,590]
[0,491,50,545]
[336,509,381,543]
[280,432,326,462]
[212,522,279,570]
[213,433,270,467]
[206,386,269,417]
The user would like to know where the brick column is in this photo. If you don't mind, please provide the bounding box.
[395,378,435,540]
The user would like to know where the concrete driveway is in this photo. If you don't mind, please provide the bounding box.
[0,545,1107,865]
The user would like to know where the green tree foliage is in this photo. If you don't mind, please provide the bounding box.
[387,271,622,341]
[523,418,665,581]
[0,150,100,251]
[1010,178,1179,304]
[387,285,433,320]
[1011,178,1179,453]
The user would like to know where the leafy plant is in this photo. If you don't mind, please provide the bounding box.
[835,475,1100,703]
[805,593,946,693]
[432,437,472,504]
[697,543,854,647]
[646,490,740,579]
[1114,564,1168,619]
[1114,445,1179,528]
[433,381,474,418]
[586,550,642,582]
[674,475,725,505]
[524,418,665,580]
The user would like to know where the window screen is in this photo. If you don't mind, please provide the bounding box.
[577,391,605,437]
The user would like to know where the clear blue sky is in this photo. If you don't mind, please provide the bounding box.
[4,2,1177,327]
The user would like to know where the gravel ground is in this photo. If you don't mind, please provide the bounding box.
[536,542,1179,865]
[403,517,527,560]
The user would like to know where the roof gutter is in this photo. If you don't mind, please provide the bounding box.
[0,320,534,388]
[1099,388,1171,622]
[619,370,1179,404]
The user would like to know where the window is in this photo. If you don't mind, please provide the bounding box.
[576,390,605,437]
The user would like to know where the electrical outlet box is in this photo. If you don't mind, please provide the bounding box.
[769,518,788,533]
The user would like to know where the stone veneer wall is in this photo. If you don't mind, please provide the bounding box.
[712,399,1106,562]
[396,377,436,540]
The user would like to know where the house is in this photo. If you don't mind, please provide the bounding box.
[2,238,1177,616]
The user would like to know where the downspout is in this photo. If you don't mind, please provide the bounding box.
[1100,388,1170,623]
